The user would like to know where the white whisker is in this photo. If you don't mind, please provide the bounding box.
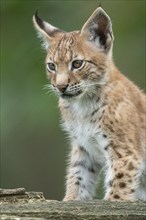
[43,84,58,96]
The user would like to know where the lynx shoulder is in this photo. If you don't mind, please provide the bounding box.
[33,7,146,201]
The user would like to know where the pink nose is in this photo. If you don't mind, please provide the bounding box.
[56,84,68,93]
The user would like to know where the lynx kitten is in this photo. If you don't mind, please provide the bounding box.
[33,7,146,201]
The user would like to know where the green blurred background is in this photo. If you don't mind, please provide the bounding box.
[1,0,145,200]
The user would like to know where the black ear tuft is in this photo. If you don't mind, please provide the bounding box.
[34,10,44,30]
[98,1,102,8]
[35,9,38,16]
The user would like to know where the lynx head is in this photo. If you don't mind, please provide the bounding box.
[33,7,114,99]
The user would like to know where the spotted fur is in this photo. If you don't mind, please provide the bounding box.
[33,7,146,201]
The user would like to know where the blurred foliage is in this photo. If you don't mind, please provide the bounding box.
[1,0,145,200]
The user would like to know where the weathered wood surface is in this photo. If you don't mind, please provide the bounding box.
[0,188,146,220]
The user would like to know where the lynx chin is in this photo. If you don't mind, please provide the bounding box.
[33,7,146,201]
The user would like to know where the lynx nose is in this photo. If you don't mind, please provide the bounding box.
[56,84,68,93]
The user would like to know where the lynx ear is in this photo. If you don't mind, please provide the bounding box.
[81,7,114,53]
[33,11,64,49]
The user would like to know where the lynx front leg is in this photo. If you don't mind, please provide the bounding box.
[63,145,100,201]
[104,146,142,201]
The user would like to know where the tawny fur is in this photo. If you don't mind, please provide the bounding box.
[33,7,146,201]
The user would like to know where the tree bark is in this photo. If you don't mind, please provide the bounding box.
[0,188,145,220]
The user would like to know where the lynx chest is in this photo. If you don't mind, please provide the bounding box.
[61,101,109,164]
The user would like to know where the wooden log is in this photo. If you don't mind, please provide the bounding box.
[0,188,26,196]
[0,188,145,220]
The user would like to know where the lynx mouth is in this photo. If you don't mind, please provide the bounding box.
[61,90,82,99]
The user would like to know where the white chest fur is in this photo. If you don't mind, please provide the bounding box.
[61,98,109,165]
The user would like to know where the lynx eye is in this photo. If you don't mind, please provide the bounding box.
[47,62,56,72]
[72,60,83,69]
